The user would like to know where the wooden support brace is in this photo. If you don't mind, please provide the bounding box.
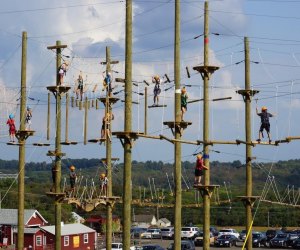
[159,135,174,144]
[235,196,260,208]
[193,185,220,199]
[192,65,220,80]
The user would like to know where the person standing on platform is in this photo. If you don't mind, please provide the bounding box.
[152,75,161,106]
[194,154,208,186]
[25,106,32,130]
[181,87,188,121]
[7,114,16,143]
[256,106,274,144]
[69,165,77,192]
[58,61,69,85]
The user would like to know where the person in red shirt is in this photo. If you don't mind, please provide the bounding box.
[6,114,16,142]
[194,154,208,186]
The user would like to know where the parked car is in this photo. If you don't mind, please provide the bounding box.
[269,233,290,248]
[218,228,240,239]
[293,237,300,249]
[265,229,283,244]
[161,227,174,239]
[181,227,200,239]
[239,230,247,241]
[102,243,135,250]
[214,234,238,247]
[194,231,215,246]
[141,228,162,239]
[140,244,165,250]
[210,226,219,237]
[131,227,148,238]
[286,233,299,247]
[167,240,195,250]
[252,232,267,248]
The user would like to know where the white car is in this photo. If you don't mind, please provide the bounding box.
[181,227,200,239]
[218,229,240,239]
[101,243,135,250]
[140,228,162,239]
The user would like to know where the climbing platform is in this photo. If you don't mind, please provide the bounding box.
[46,192,66,202]
[112,131,140,147]
[193,65,220,79]
[33,143,51,147]
[46,150,66,157]
[193,185,220,198]
[235,196,260,207]
[88,138,106,143]
[61,141,78,145]
[47,86,71,95]
[148,104,167,108]
[163,121,192,136]
[98,97,120,105]
[6,142,24,146]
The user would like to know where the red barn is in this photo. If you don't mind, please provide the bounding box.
[0,209,48,247]
[41,223,97,250]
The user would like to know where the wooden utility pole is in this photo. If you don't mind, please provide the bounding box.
[202,3,211,249]
[174,0,182,250]
[193,2,219,249]
[47,41,69,250]
[17,31,27,250]
[123,1,133,249]
[105,46,113,250]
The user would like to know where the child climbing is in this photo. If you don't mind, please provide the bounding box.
[102,72,113,96]
[256,105,274,143]
[101,113,114,141]
[194,154,208,186]
[58,61,69,85]
[181,87,188,121]
[99,173,108,197]
[76,72,84,101]
[152,75,161,106]
[69,165,77,192]
[25,106,32,130]
[7,114,16,143]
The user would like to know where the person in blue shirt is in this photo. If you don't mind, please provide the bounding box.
[256,106,274,143]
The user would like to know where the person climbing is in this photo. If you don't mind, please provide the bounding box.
[25,106,32,130]
[256,106,274,143]
[69,165,77,192]
[102,72,113,96]
[7,114,16,143]
[181,87,188,121]
[99,173,108,197]
[76,72,84,101]
[101,113,114,142]
[152,75,161,106]
[50,165,56,192]
[58,61,69,85]
[194,154,208,186]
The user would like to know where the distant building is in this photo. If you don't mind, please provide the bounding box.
[86,215,121,233]
[71,212,85,224]
[41,223,97,250]
[132,214,157,228]
[157,218,171,227]
[0,209,48,247]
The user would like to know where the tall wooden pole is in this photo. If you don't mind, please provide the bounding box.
[47,92,50,140]
[55,40,63,250]
[105,46,113,250]
[17,31,27,250]
[244,37,253,250]
[144,87,148,134]
[65,93,69,142]
[123,0,133,249]
[174,0,182,250]
[84,96,88,145]
[203,2,211,250]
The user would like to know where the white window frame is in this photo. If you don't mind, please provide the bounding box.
[64,236,70,246]
[36,236,42,246]
[84,233,88,244]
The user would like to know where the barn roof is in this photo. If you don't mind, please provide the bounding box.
[41,223,95,236]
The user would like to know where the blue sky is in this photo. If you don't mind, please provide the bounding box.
[1,0,300,166]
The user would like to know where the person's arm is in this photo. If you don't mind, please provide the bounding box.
[256,107,259,115]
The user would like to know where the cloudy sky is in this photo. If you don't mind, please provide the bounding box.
[1,0,300,167]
